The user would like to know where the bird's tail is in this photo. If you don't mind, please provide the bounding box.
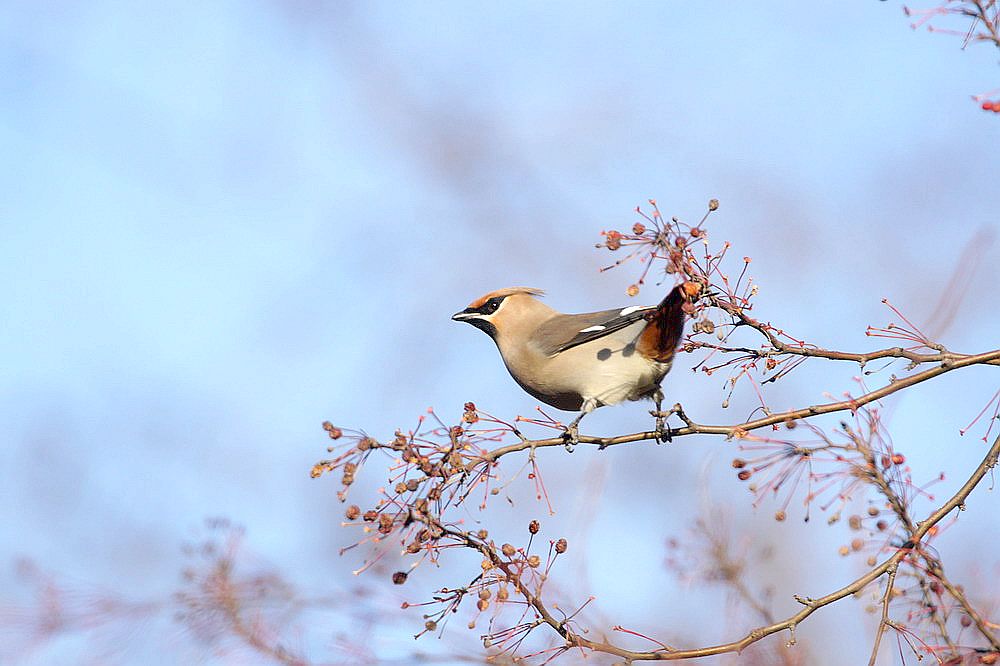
[637,282,699,362]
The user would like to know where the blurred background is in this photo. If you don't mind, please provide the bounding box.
[2,2,998,664]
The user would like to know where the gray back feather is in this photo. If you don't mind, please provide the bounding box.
[533,306,654,356]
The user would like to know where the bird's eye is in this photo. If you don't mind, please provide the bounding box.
[484,297,503,314]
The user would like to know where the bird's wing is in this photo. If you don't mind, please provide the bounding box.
[533,305,655,356]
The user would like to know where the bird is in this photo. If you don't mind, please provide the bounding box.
[452,282,697,448]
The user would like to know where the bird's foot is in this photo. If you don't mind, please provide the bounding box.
[562,424,579,452]
[651,409,673,444]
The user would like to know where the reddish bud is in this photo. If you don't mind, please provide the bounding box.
[774,511,786,522]
[961,615,973,627]
[363,510,378,522]
[392,571,408,584]
[737,469,752,481]
[632,222,646,234]
[983,101,995,111]
[626,284,640,297]
[322,422,343,439]
[731,458,746,469]
[891,453,905,465]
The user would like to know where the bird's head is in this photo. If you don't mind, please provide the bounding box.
[452,287,547,340]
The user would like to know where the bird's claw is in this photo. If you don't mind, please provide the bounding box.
[651,409,673,444]
[562,424,579,452]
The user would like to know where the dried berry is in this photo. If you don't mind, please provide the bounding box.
[731,458,746,469]
[848,515,862,531]
[737,470,752,481]
[424,620,437,632]
[478,588,491,601]
[477,598,489,612]
[345,505,361,520]
[605,230,622,250]
[392,571,408,585]
[708,199,719,211]
[528,520,540,534]
[501,543,516,557]
[527,554,541,568]
[891,453,905,465]
[632,222,646,234]
[626,284,640,297]
[774,510,786,522]
[555,538,568,554]
[322,422,343,439]
[851,538,864,552]
[867,506,880,517]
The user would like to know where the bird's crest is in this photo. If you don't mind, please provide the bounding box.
[467,287,545,309]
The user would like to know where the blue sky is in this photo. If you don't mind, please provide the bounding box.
[2,2,998,664]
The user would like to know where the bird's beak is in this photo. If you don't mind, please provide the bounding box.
[451,309,477,322]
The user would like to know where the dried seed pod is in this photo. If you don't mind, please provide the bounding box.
[528,520,540,534]
[555,538,568,554]
[527,555,541,568]
[392,571,407,585]
[501,543,516,557]
[345,505,361,520]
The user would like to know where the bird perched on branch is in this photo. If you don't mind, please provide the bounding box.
[452,282,699,448]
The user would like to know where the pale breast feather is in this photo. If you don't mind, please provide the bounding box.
[534,305,656,356]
